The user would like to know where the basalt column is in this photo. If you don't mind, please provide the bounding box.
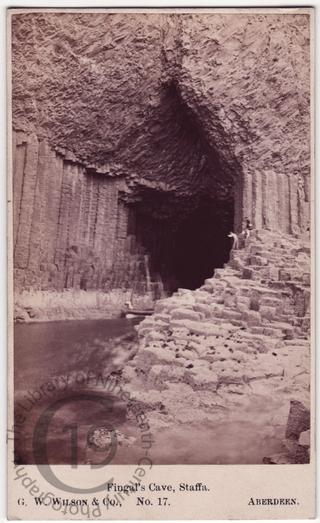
[13,131,146,294]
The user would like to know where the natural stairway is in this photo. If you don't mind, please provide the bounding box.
[121,229,311,463]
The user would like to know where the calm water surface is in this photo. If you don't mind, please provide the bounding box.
[15,318,137,391]
[14,319,286,465]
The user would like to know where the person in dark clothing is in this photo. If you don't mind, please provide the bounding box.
[242,218,253,239]
[246,218,253,231]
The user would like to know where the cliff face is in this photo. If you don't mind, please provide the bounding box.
[11,12,311,294]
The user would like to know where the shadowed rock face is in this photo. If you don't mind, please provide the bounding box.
[11,12,311,295]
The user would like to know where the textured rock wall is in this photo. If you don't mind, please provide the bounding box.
[11,12,311,293]
[13,131,162,294]
[177,13,311,232]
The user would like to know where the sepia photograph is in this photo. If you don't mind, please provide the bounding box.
[10,7,312,476]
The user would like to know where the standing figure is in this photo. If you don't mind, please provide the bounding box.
[228,231,239,250]
[246,218,253,231]
[242,218,253,239]
[124,300,133,310]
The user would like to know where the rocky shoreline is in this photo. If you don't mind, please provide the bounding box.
[120,230,311,463]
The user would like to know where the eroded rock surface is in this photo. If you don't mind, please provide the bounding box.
[12,13,310,183]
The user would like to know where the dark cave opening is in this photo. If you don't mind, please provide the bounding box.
[123,81,237,295]
[172,200,233,290]
[129,192,234,293]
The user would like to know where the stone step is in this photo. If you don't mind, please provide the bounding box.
[238,284,280,299]
[259,305,278,320]
[248,255,269,266]
[249,241,299,254]
[228,258,246,272]
[242,265,282,281]
[215,276,244,288]
[220,309,243,322]
[284,339,310,347]
[260,326,284,338]
[214,268,240,279]
[268,320,295,333]
[260,296,283,308]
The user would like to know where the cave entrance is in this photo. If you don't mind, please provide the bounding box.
[123,82,239,295]
[130,192,234,294]
[171,198,233,290]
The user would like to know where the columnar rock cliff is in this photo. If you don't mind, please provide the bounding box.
[11,12,311,297]
[13,131,157,294]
